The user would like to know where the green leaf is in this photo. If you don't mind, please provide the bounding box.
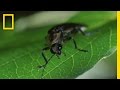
[0,11,117,79]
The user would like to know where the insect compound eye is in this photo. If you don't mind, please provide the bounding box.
[58,46,62,50]
[58,44,62,50]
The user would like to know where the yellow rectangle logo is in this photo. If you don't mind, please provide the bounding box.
[3,14,14,30]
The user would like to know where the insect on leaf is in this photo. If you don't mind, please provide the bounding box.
[0,11,117,79]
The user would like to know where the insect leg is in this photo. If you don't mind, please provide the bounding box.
[40,54,55,79]
[72,38,88,52]
[39,47,55,68]
[56,55,60,59]
[44,54,55,66]
[39,47,49,68]
[78,29,86,36]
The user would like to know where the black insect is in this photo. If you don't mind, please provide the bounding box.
[39,23,88,77]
